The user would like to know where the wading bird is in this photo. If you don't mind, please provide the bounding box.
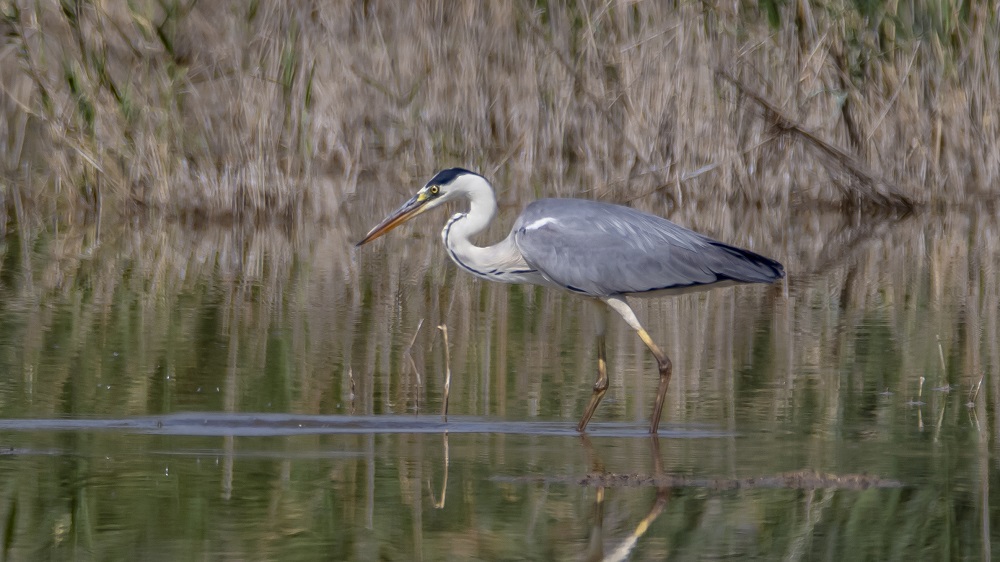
[356,168,784,433]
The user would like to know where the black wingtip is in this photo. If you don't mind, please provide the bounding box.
[753,256,785,283]
[710,241,785,284]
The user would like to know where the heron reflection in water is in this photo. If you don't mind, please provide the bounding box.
[357,168,784,433]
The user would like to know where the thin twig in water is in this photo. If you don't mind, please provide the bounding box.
[403,320,424,414]
[404,319,424,385]
[936,334,946,372]
[967,376,984,408]
[348,367,356,416]
[438,325,451,421]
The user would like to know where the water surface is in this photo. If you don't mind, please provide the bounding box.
[0,204,996,560]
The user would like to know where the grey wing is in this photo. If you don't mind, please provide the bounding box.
[512,199,784,297]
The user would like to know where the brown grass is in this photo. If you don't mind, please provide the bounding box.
[0,1,997,227]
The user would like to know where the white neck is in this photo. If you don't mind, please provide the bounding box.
[439,175,534,283]
[451,177,497,240]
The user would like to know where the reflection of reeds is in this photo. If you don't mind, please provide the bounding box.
[1,1,997,223]
[0,3,995,550]
[2,199,997,439]
[0,206,997,558]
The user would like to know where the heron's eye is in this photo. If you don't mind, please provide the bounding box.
[429,186,439,195]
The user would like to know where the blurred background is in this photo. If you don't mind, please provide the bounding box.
[0,1,998,560]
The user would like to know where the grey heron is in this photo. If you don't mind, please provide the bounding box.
[356,168,784,433]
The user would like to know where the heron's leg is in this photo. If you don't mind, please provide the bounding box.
[604,297,673,434]
[577,300,609,432]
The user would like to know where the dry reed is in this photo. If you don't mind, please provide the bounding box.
[0,1,996,228]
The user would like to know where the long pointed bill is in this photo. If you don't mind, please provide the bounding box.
[355,193,431,246]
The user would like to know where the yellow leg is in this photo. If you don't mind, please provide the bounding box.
[578,302,609,432]
[604,297,673,434]
[638,328,673,433]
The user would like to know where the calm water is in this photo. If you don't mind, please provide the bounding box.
[0,201,997,560]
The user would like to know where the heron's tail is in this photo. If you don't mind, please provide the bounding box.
[709,241,785,284]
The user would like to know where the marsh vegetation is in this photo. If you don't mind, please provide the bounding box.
[0,1,998,560]
[1,1,997,223]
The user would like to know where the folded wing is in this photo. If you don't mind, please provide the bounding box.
[513,199,784,297]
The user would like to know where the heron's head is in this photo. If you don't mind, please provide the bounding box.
[356,168,487,246]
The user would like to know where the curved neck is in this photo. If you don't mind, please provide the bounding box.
[454,184,498,240]
[441,187,499,269]
[440,185,530,280]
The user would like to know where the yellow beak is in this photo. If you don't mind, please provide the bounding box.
[355,193,431,246]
